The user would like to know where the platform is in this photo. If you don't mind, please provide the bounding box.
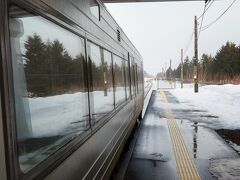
[123,90,239,180]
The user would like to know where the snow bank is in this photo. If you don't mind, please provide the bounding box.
[171,83,240,129]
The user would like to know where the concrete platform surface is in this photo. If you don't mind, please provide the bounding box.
[124,90,239,180]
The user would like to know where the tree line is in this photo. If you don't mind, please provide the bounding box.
[24,33,86,97]
[23,33,125,97]
[171,41,240,84]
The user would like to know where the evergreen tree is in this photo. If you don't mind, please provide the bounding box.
[24,33,49,96]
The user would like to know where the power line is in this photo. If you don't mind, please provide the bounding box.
[198,3,207,37]
[184,1,214,56]
[201,0,237,32]
[199,0,216,37]
[181,0,214,66]
[184,31,194,55]
[197,0,215,20]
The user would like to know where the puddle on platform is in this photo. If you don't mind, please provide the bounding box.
[134,152,169,162]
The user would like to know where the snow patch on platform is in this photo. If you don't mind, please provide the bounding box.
[210,158,240,180]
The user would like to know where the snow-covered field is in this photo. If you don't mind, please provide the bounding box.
[170,82,240,129]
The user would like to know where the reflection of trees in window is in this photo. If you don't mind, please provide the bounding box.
[24,33,85,97]
[114,57,125,88]
[130,59,137,96]
[113,55,126,105]
[125,61,130,99]
[103,50,114,97]
[88,44,114,121]
[88,43,104,91]
[91,61,104,90]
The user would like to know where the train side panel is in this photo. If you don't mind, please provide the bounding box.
[0,91,7,180]
[0,0,144,179]
[45,99,142,179]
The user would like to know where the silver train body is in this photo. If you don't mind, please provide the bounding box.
[0,0,144,179]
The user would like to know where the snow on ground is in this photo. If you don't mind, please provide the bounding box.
[170,82,240,129]
[210,158,240,180]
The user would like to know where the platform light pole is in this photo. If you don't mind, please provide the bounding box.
[181,49,183,88]
[194,16,199,93]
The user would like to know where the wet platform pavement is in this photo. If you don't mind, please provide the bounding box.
[124,90,239,180]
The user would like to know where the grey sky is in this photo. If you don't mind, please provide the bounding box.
[106,1,240,75]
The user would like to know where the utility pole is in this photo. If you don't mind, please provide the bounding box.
[181,49,183,88]
[165,62,167,79]
[170,59,172,80]
[162,68,164,79]
[194,16,199,93]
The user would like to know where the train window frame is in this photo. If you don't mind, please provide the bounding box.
[124,59,130,100]
[84,41,131,141]
[6,4,94,179]
[87,41,116,125]
[130,58,137,97]
[102,49,115,108]
[112,54,127,107]
[127,54,132,99]
[135,64,139,93]
[90,0,101,21]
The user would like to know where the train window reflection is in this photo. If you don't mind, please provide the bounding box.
[103,50,114,110]
[138,65,143,92]
[88,43,114,122]
[130,59,136,97]
[113,55,126,105]
[125,61,130,99]
[9,7,88,173]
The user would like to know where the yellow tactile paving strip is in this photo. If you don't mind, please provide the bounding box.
[160,90,201,180]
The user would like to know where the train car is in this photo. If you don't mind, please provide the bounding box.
[0,0,144,179]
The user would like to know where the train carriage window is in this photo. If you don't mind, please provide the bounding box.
[113,55,126,106]
[140,64,144,91]
[9,6,89,173]
[130,58,136,97]
[135,64,139,93]
[88,42,114,122]
[137,65,141,92]
[125,60,130,99]
[90,0,100,21]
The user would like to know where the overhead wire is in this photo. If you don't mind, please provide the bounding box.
[198,2,208,37]
[176,0,216,69]
[184,0,214,56]
[178,0,236,71]
[184,31,194,55]
[201,0,237,32]
[197,0,215,20]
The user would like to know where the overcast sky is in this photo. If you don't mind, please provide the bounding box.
[105,0,240,75]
